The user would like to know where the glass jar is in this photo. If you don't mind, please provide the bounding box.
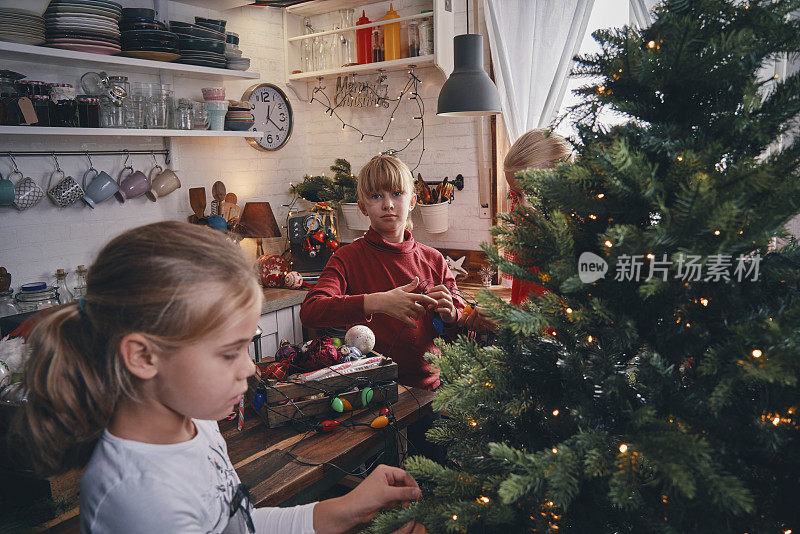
[176,98,192,130]
[77,96,101,128]
[106,76,130,106]
[192,101,208,130]
[407,20,420,57]
[14,283,60,312]
[73,264,88,298]
[302,17,314,72]
[52,99,78,127]
[55,269,74,303]
[0,289,20,318]
[30,95,52,127]
[100,96,125,128]
[419,12,433,56]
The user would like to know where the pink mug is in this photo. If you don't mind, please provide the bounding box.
[116,166,151,203]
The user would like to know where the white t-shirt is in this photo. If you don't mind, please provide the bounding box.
[80,419,316,533]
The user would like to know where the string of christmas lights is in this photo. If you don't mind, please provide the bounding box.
[309,68,426,171]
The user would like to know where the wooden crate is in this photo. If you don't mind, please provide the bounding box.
[245,357,399,428]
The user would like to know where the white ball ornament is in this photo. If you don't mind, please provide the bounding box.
[344,325,375,355]
[285,271,303,289]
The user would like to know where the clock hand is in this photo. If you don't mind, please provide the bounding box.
[267,117,285,131]
[265,105,271,122]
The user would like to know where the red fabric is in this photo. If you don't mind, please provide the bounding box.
[511,277,548,305]
[300,227,465,390]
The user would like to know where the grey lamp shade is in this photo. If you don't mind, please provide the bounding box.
[437,33,501,116]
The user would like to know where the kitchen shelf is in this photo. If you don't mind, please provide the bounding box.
[0,126,263,137]
[0,41,260,80]
[169,0,255,9]
[289,54,433,82]
[287,12,429,41]
[282,0,453,100]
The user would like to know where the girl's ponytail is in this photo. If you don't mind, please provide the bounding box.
[12,301,118,476]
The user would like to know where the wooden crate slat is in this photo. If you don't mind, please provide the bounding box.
[266,383,398,427]
[264,360,398,404]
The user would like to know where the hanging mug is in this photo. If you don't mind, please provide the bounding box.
[11,170,44,211]
[47,169,85,208]
[146,165,181,202]
[0,172,14,206]
[82,167,119,208]
[115,165,150,203]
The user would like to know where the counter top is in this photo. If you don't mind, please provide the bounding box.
[261,288,307,315]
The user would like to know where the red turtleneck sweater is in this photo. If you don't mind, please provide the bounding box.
[300,228,464,390]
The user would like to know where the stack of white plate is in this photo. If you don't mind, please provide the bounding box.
[0,8,45,45]
[44,0,122,55]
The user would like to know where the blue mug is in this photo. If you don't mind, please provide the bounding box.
[0,172,14,206]
[82,169,119,208]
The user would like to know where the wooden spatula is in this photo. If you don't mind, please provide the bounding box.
[220,191,241,223]
[211,181,226,215]
[189,187,206,223]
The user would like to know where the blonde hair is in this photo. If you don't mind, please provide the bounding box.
[12,222,262,476]
[357,154,415,230]
[504,129,573,174]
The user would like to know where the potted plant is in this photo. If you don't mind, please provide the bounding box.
[331,158,370,231]
[289,174,335,212]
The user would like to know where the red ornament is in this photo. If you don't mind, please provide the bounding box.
[325,239,340,252]
[379,406,390,416]
[256,254,289,285]
[265,272,284,288]
[302,238,312,252]
[311,230,326,243]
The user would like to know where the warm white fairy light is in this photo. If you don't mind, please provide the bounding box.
[752,349,762,358]
[552,447,559,454]
[597,193,605,198]
[566,308,573,314]
[552,409,559,416]
[700,298,709,306]
[619,443,628,453]
[714,230,721,236]
[605,240,613,247]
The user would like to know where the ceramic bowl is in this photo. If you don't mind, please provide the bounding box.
[225,120,254,131]
[202,87,225,100]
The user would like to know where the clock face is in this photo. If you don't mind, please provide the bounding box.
[243,83,293,151]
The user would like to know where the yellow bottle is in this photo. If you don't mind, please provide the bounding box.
[383,3,401,61]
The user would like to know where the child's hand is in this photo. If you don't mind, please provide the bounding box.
[457,304,496,332]
[426,284,457,324]
[365,277,437,327]
[314,464,423,533]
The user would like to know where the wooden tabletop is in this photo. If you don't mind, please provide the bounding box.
[221,385,435,507]
[40,385,435,532]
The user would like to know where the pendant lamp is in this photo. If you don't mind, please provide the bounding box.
[436,0,501,116]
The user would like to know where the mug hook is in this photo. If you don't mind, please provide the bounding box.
[7,153,18,172]
[52,152,62,173]
[122,149,132,170]
[151,151,158,167]
[85,151,94,169]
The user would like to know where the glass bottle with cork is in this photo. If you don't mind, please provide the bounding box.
[73,264,88,298]
[55,268,74,303]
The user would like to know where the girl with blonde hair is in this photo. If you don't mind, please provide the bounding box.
[458,129,573,331]
[14,221,424,534]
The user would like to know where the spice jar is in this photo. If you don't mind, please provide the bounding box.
[14,282,60,312]
[30,95,52,126]
[77,96,101,128]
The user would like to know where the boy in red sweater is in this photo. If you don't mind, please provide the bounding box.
[300,154,465,391]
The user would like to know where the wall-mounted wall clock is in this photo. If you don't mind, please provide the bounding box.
[243,83,293,151]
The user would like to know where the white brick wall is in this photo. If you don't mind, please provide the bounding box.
[0,1,493,290]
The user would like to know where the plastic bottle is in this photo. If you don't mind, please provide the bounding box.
[383,3,401,61]
[356,10,372,64]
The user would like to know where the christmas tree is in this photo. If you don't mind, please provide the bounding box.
[371,1,800,532]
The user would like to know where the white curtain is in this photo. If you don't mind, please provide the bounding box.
[629,0,660,27]
[483,0,595,143]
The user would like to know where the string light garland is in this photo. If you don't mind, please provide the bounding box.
[308,68,426,171]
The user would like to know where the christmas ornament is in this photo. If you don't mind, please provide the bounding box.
[285,271,303,289]
[275,340,298,363]
[344,325,376,354]
[339,345,363,361]
[265,272,284,288]
[311,229,326,243]
[325,239,340,252]
[308,248,318,258]
[379,406,390,416]
[256,254,289,285]
[332,337,343,348]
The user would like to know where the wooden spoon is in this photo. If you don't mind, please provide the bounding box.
[212,181,226,202]
[224,192,237,204]
[220,192,240,223]
[189,187,206,219]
